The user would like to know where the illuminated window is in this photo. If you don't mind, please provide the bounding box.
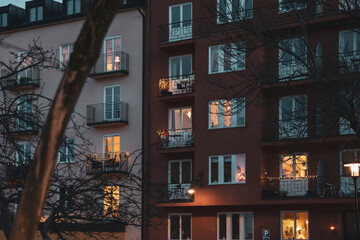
[104,185,119,218]
[281,211,309,240]
[29,6,43,22]
[209,154,246,184]
[104,135,120,160]
[209,42,245,73]
[67,0,81,15]
[169,214,191,240]
[59,44,74,69]
[217,0,253,23]
[169,107,192,130]
[218,212,253,240]
[104,36,121,72]
[281,154,307,179]
[0,13,7,27]
[209,98,245,128]
[58,138,74,163]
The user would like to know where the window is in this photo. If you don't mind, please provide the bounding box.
[339,30,360,73]
[67,0,81,15]
[169,214,191,240]
[209,98,245,128]
[280,154,308,196]
[281,211,309,240]
[339,0,360,10]
[104,36,121,72]
[209,42,245,73]
[217,0,253,23]
[18,52,35,81]
[168,160,192,200]
[279,95,307,139]
[169,55,192,77]
[340,149,360,194]
[218,212,253,240]
[104,134,120,160]
[169,3,192,41]
[104,85,121,120]
[58,186,75,209]
[0,13,7,27]
[168,107,193,148]
[16,142,32,164]
[17,97,34,131]
[58,138,74,163]
[104,185,119,218]
[278,0,306,14]
[59,44,74,69]
[29,6,43,22]
[279,38,307,80]
[209,154,246,184]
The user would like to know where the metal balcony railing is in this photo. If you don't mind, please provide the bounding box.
[89,51,129,77]
[261,175,355,199]
[1,114,39,134]
[158,74,195,96]
[5,163,30,180]
[86,152,128,175]
[155,183,193,203]
[157,128,194,150]
[2,68,40,90]
[86,101,128,126]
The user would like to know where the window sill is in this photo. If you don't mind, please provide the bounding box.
[208,182,246,186]
[208,125,245,130]
[208,68,245,75]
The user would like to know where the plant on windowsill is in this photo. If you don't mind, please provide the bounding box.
[159,78,171,96]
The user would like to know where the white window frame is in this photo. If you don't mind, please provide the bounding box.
[59,44,74,69]
[0,12,7,27]
[103,36,122,72]
[209,154,246,185]
[168,159,192,185]
[169,2,193,42]
[17,96,34,131]
[103,134,120,156]
[18,51,33,81]
[67,0,81,15]
[169,54,193,77]
[208,98,245,129]
[280,211,309,240]
[58,138,75,163]
[168,213,192,240]
[29,6,43,22]
[104,85,121,121]
[217,212,254,240]
[217,0,253,24]
[209,42,245,74]
[168,107,192,130]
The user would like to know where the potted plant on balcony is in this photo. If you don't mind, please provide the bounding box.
[159,78,171,96]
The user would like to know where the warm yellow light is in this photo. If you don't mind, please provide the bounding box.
[114,56,120,63]
[344,163,360,177]
[186,110,192,119]
[187,187,195,195]
[330,226,335,231]
[306,220,309,224]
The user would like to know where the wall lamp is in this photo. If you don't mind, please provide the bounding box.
[187,172,203,196]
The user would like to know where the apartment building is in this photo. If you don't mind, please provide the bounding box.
[144,0,360,239]
[0,0,143,239]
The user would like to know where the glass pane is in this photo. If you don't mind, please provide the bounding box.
[114,38,121,52]
[183,4,192,27]
[75,0,81,13]
[112,186,119,218]
[104,186,112,217]
[113,136,120,157]
[172,109,181,129]
[295,212,308,239]
[171,58,181,77]
[219,0,227,22]
[244,213,253,240]
[224,156,232,182]
[282,155,294,178]
[30,8,36,22]
[282,212,295,240]
[211,157,219,183]
[62,47,69,62]
[219,214,227,239]
[232,0,240,21]
[182,108,192,129]
[343,31,354,54]
[280,97,293,120]
[211,46,219,73]
[236,154,246,183]
[181,215,191,239]
[182,56,192,75]
[2,13,7,27]
[67,0,74,14]
[295,155,307,178]
[170,215,180,239]
[280,41,292,65]
[171,6,180,28]
[182,161,191,184]
[37,6,43,21]
[232,214,240,240]
[210,101,219,128]
[224,45,232,71]
[171,162,180,184]
[295,96,306,119]
[224,100,232,127]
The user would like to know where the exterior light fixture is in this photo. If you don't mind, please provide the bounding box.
[187,173,203,197]
[187,185,195,195]
[344,163,360,177]
[330,226,335,231]
[114,56,120,63]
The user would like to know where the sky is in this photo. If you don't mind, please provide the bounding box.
[0,0,62,8]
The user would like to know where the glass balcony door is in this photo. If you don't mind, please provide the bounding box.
[169,55,192,93]
[280,154,308,196]
[104,135,120,170]
[104,85,121,121]
[169,3,192,41]
[17,98,33,131]
[168,107,192,148]
[18,52,33,82]
[104,36,121,72]
[168,160,191,200]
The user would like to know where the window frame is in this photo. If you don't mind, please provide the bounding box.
[104,85,121,121]
[0,12,7,27]
[209,154,246,185]
[103,185,120,218]
[278,0,306,14]
[169,54,193,77]
[103,134,121,160]
[217,0,253,24]
[208,98,246,129]
[168,159,192,185]
[217,212,254,240]
[16,142,32,165]
[59,44,74,69]
[103,36,122,72]
[168,213,192,240]
[280,153,308,179]
[169,2,193,42]
[58,138,75,163]
[67,0,81,15]
[29,6,43,22]
[168,107,192,130]
[58,186,75,209]
[280,211,309,240]
[208,42,245,74]
[17,96,34,131]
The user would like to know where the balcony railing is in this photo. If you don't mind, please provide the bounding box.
[2,68,40,90]
[89,51,129,77]
[261,175,355,199]
[86,152,128,175]
[5,163,30,180]
[262,119,308,141]
[86,101,128,126]
[158,74,195,96]
[157,129,194,150]
[155,183,193,203]
[0,114,39,135]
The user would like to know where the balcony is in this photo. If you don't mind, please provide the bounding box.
[1,114,39,136]
[2,68,40,91]
[86,152,128,175]
[5,162,30,181]
[158,75,195,97]
[262,119,308,141]
[157,128,194,150]
[155,183,193,203]
[261,175,354,199]
[86,101,128,127]
[89,51,129,79]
